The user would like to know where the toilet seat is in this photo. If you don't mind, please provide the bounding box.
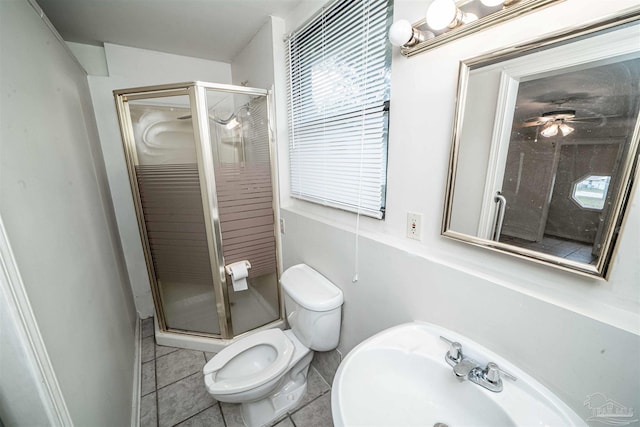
[203,328,295,395]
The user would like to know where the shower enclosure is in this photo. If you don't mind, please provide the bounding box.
[114,82,282,344]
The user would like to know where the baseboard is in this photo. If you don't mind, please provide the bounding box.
[130,317,141,427]
[0,217,73,426]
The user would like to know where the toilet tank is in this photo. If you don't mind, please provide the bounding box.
[280,264,343,351]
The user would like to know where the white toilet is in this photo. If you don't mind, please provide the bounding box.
[203,264,343,427]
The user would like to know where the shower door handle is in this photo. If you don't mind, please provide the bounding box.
[493,192,507,242]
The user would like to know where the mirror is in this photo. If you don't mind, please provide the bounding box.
[442,9,640,279]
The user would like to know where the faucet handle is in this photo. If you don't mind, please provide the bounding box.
[440,336,462,362]
[449,342,462,361]
[484,362,517,383]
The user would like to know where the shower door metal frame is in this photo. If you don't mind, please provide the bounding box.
[114,81,283,340]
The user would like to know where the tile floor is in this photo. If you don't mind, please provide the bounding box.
[140,318,334,427]
[499,234,597,264]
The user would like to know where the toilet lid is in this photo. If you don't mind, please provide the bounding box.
[203,328,295,395]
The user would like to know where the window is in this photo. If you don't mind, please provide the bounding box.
[286,0,393,219]
[571,175,611,210]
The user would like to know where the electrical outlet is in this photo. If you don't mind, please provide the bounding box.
[407,212,422,241]
[280,218,286,234]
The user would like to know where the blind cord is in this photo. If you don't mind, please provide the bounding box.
[353,0,372,284]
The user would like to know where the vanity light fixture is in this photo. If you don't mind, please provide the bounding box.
[389,19,435,47]
[426,0,478,31]
[390,0,564,55]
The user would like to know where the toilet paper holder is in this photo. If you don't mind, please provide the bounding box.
[225,260,252,292]
[225,260,252,277]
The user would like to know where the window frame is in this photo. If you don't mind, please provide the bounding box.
[285,0,393,219]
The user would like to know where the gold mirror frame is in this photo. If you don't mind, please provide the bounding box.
[402,0,564,57]
[442,8,640,279]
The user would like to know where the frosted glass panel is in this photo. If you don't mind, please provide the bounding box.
[129,96,220,335]
[206,91,279,335]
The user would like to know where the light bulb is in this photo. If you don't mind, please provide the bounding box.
[480,0,505,6]
[426,0,459,31]
[559,123,574,136]
[540,122,558,138]
[388,20,414,47]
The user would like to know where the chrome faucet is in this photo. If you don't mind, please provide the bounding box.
[453,359,476,379]
[468,362,517,392]
[440,336,516,393]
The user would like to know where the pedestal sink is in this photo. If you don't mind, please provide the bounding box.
[332,322,585,427]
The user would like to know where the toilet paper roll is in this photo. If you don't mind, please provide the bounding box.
[227,261,249,291]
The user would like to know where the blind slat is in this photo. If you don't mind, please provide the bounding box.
[287,0,391,218]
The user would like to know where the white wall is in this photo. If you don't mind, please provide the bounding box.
[281,210,640,423]
[66,42,109,76]
[76,44,233,317]
[0,1,137,425]
[231,18,275,89]
[275,0,640,424]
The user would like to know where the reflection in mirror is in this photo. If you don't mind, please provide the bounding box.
[443,10,640,278]
[500,58,639,265]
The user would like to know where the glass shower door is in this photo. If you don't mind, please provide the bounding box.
[205,89,280,335]
[115,82,282,340]
[126,93,221,335]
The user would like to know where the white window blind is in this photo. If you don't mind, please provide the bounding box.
[286,0,392,219]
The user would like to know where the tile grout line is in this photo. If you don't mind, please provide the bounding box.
[311,365,331,389]
[156,370,204,393]
[140,359,156,398]
[156,347,180,359]
[157,349,218,426]
[218,402,228,427]
[274,367,333,424]
[285,386,332,423]
[292,387,330,415]
[169,402,218,427]
[154,348,206,390]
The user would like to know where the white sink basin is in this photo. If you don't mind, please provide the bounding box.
[332,322,585,427]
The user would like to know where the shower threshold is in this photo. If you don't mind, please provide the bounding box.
[154,317,285,353]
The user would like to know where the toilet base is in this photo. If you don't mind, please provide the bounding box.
[241,351,314,427]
